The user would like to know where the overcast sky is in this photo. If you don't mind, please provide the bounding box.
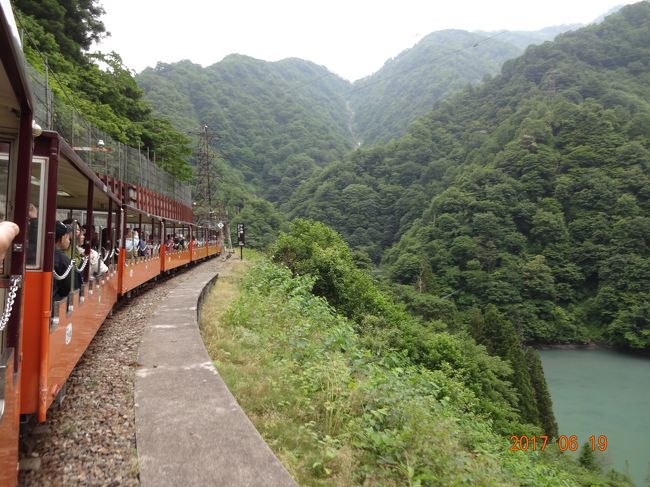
[96,0,632,81]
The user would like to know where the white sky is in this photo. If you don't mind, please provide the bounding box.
[96,0,632,81]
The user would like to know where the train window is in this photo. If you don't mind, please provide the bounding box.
[26,157,47,268]
[92,212,108,251]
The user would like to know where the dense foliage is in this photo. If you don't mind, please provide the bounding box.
[137,29,566,206]
[213,224,630,485]
[15,1,193,179]
[14,0,106,61]
[271,220,558,436]
[349,30,522,146]
[289,3,650,351]
[137,57,353,202]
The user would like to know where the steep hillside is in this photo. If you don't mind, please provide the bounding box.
[349,27,577,146]
[291,2,650,350]
[137,27,572,205]
[349,30,521,146]
[478,25,581,50]
[137,56,354,203]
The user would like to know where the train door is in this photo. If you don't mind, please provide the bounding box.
[0,2,34,480]
[0,142,18,357]
[0,132,23,487]
[0,104,32,487]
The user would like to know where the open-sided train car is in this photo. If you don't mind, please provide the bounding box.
[119,205,163,295]
[0,1,34,484]
[0,2,225,484]
[20,129,123,423]
[20,133,224,424]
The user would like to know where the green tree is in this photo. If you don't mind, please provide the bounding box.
[525,347,558,437]
[14,0,106,61]
[578,442,600,472]
[472,306,539,426]
[16,1,194,180]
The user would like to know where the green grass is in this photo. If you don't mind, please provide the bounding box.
[199,259,632,486]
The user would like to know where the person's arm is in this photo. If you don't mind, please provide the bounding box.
[0,221,19,261]
[53,252,71,299]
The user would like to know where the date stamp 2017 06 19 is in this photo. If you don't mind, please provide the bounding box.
[509,435,608,452]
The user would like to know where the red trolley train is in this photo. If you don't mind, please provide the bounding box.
[0,3,224,484]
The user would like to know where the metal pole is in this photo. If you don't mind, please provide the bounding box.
[138,141,143,187]
[104,137,108,177]
[70,220,77,305]
[45,60,52,130]
[97,226,103,275]
[118,142,122,183]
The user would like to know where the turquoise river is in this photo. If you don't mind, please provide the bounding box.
[539,348,650,486]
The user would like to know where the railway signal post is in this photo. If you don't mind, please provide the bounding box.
[237,223,245,260]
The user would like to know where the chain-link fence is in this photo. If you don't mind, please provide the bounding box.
[27,64,192,206]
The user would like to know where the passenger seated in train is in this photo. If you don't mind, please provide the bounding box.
[53,221,81,301]
[175,234,185,250]
[100,227,118,261]
[165,234,174,252]
[124,228,139,258]
[124,228,133,252]
[88,229,108,277]
[62,218,85,270]
[137,230,149,257]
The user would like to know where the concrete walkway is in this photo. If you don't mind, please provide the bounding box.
[135,258,297,486]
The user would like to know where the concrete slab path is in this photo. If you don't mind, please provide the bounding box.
[135,257,297,486]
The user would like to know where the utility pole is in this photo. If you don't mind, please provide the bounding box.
[193,124,217,226]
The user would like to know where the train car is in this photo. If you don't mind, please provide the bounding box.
[190,225,209,262]
[20,130,122,423]
[18,128,225,429]
[0,2,35,484]
[160,218,193,272]
[119,205,162,296]
[207,228,223,257]
[0,3,226,483]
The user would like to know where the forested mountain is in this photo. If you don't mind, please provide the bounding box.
[137,27,572,205]
[349,28,570,146]
[132,2,650,352]
[290,2,650,351]
[14,1,643,482]
[137,56,354,203]
[477,25,582,50]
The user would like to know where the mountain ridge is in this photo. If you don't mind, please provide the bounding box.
[289,1,650,351]
[138,23,579,205]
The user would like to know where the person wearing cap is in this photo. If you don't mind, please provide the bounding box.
[53,221,81,301]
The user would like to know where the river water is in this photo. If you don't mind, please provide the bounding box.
[539,348,650,486]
